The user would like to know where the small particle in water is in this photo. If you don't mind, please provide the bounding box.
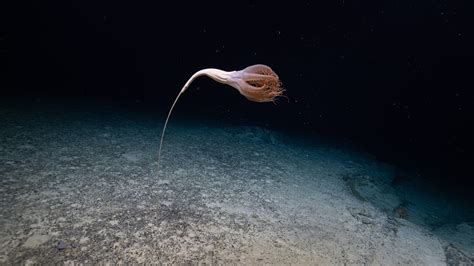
[56,240,66,251]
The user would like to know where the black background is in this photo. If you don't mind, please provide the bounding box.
[2,1,473,186]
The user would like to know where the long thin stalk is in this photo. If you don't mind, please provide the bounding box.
[157,71,206,170]
[157,91,182,170]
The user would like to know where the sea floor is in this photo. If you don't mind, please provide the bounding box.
[0,102,472,264]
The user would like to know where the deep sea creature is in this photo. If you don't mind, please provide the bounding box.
[157,64,284,168]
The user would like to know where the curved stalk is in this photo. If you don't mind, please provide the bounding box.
[157,69,230,170]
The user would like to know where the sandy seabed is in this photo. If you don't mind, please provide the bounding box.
[0,103,472,265]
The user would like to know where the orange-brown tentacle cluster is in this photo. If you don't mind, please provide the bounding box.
[237,65,284,103]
